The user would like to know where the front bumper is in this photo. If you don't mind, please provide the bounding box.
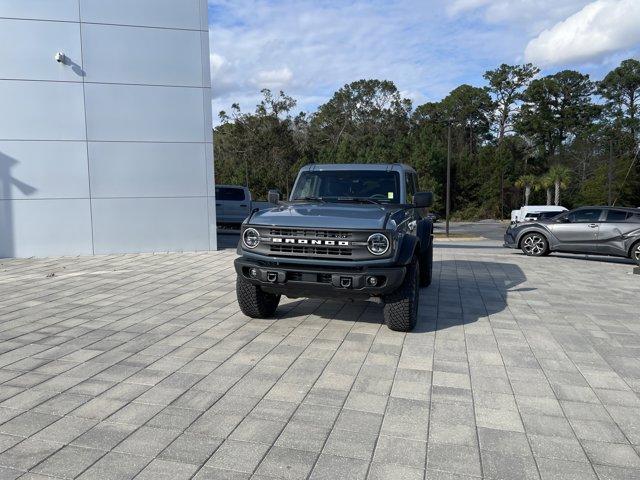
[503,231,517,249]
[234,257,406,300]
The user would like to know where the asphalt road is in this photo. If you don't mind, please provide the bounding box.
[433,221,507,241]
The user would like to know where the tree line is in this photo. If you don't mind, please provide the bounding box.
[213,59,640,219]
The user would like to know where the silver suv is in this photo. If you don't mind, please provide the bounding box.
[504,206,640,263]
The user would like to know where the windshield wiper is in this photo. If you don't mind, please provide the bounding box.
[334,197,384,205]
[294,196,326,203]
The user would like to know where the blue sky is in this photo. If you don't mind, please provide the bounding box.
[208,0,640,123]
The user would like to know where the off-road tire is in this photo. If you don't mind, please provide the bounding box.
[383,258,420,332]
[236,276,280,318]
[520,233,550,257]
[419,239,433,287]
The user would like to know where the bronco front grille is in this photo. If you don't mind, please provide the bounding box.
[269,228,351,239]
[249,226,389,261]
[270,245,352,257]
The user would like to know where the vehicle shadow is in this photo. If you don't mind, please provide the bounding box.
[434,244,502,250]
[273,260,529,333]
[550,253,636,266]
[508,250,636,266]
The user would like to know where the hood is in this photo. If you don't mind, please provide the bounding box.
[249,202,391,230]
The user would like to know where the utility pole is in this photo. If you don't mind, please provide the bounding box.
[244,155,249,189]
[446,123,451,238]
[500,168,504,220]
[607,138,613,205]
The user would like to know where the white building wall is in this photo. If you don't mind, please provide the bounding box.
[0,0,216,258]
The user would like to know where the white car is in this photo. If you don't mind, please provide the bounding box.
[511,205,567,225]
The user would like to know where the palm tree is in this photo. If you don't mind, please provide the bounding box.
[547,165,571,205]
[515,174,537,206]
[536,174,553,205]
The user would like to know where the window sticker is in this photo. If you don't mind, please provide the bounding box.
[387,192,394,199]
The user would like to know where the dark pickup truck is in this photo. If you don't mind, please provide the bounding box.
[234,163,434,331]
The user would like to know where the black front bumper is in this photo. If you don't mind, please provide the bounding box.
[503,231,517,249]
[234,257,406,300]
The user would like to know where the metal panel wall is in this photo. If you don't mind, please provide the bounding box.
[0,0,216,258]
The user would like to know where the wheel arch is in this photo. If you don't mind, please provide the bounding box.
[416,219,432,251]
[397,234,421,265]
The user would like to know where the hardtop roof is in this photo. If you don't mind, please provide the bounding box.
[299,163,416,173]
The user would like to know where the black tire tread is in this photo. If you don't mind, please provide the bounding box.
[419,239,433,287]
[631,240,640,264]
[383,259,419,332]
[236,276,280,318]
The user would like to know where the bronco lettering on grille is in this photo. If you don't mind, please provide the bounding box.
[272,238,349,246]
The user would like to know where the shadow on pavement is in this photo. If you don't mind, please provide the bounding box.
[269,260,529,333]
[434,244,502,250]
[506,250,636,266]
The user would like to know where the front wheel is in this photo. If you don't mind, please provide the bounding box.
[631,241,640,265]
[383,258,420,332]
[520,233,549,257]
[236,276,280,318]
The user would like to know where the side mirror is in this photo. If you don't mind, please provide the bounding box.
[267,189,281,204]
[413,192,433,208]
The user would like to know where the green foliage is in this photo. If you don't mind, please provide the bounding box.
[484,63,539,141]
[213,60,640,215]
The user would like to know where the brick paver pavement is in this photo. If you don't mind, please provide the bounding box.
[0,242,639,479]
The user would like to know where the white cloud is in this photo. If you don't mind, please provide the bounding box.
[447,0,591,33]
[209,0,517,123]
[524,0,640,66]
[447,0,491,16]
[208,0,638,126]
[210,53,226,71]
[252,67,293,89]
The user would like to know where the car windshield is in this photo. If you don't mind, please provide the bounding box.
[291,170,401,204]
[539,211,563,220]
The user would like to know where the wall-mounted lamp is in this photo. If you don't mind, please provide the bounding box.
[55,52,66,63]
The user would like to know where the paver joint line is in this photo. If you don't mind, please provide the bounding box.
[0,245,639,480]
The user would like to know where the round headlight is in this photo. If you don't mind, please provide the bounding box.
[367,233,389,255]
[243,228,260,249]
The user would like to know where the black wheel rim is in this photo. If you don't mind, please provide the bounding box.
[522,235,545,255]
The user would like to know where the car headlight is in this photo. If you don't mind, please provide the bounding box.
[242,228,260,249]
[367,233,389,255]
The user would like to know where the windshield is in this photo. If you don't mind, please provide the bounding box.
[291,170,401,204]
[539,211,564,220]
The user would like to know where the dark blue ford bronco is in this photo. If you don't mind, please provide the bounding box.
[234,163,434,331]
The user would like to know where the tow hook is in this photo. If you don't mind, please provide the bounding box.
[340,276,352,288]
[267,272,278,283]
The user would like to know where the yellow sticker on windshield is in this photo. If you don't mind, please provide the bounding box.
[388,192,394,199]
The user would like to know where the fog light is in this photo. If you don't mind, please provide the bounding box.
[250,268,258,277]
[367,276,378,286]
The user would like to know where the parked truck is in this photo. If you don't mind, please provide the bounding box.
[215,185,271,228]
[234,163,434,332]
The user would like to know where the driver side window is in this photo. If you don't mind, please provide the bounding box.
[567,209,602,223]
